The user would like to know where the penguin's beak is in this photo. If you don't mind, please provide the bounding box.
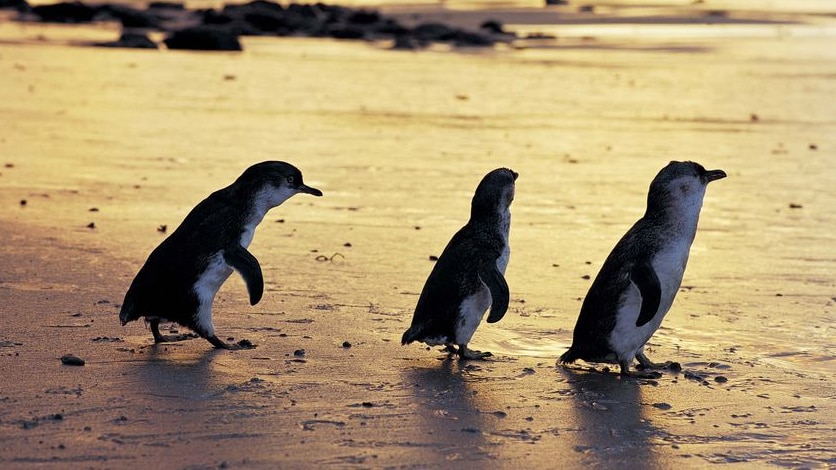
[704,169,727,183]
[298,184,323,197]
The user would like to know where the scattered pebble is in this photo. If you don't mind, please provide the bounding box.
[293,349,305,357]
[789,203,802,209]
[157,224,167,233]
[86,222,96,229]
[714,376,728,383]
[20,199,27,206]
[428,255,439,261]
[343,242,352,247]
[60,354,85,366]
[342,341,352,348]
[237,339,254,348]
[581,274,591,280]
[492,410,508,418]
[652,402,673,410]
[809,144,818,150]
[750,113,760,122]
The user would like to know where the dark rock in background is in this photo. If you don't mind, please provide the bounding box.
[164,26,243,51]
[0,0,29,12]
[32,1,97,23]
[16,0,515,52]
[95,31,159,49]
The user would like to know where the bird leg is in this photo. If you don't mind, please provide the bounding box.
[457,344,493,360]
[619,360,662,379]
[149,319,197,343]
[636,351,681,371]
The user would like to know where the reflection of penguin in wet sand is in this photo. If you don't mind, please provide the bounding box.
[120,161,322,350]
[560,161,726,378]
[402,168,517,360]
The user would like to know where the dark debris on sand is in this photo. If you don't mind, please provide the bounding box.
[10,0,519,51]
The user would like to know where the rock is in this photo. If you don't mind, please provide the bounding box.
[97,4,160,28]
[545,0,570,4]
[0,0,29,12]
[412,22,456,42]
[480,19,505,34]
[32,2,98,23]
[327,25,366,40]
[60,354,85,366]
[164,26,242,51]
[99,33,157,49]
[347,10,380,25]
[148,1,184,10]
[452,30,494,47]
[391,33,419,50]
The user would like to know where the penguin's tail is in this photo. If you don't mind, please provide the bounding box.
[118,299,139,326]
[558,347,580,365]
[401,325,420,345]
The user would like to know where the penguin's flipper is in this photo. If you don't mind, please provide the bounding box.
[631,260,661,327]
[480,263,510,324]
[223,245,264,305]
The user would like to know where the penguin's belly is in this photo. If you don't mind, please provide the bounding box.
[455,285,491,345]
[192,251,234,333]
[608,242,690,361]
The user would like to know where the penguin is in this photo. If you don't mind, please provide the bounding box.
[560,161,726,378]
[402,168,517,360]
[119,161,323,350]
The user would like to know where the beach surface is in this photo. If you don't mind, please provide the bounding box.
[0,1,835,467]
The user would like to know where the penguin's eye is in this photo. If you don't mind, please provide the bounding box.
[286,175,295,184]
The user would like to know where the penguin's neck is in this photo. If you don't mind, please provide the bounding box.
[239,185,297,248]
[471,205,511,241]
[649,195,704,239]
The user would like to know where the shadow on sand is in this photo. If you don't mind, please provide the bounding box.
[558,366,664,466]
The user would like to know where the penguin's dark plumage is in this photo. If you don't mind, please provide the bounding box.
[560,161,726,377]
[119,161,322,349]
[402,168,517,360]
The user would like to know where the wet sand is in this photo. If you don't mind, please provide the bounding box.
[1,2,835,468]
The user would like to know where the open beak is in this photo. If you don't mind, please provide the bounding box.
[705,169,727,183]
[298,184,323,197]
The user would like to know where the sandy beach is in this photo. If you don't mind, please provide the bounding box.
[1,0,835,467]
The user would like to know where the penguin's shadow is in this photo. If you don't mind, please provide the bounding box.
[558,367,663,459]
[130,345,230,400]
[403,357,490,433]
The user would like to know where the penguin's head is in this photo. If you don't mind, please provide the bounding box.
[647,161,725,216]
[471,168,518,218]
[238,161,323,207]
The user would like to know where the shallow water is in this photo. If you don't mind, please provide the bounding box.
[0,7,834,466]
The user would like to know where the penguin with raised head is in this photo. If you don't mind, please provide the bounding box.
[402,168,517,360]
[560,161,726,377]
[120,161,323,349]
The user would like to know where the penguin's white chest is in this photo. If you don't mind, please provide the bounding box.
[192,251,234,334]
[609,240,691,361]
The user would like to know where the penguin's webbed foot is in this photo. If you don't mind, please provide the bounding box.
[206,335,256,350]
[619,360,662,379]
[150,319,198,343]
[154,333,199,343]
[636,352,681,372]
[458,345,493,360]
